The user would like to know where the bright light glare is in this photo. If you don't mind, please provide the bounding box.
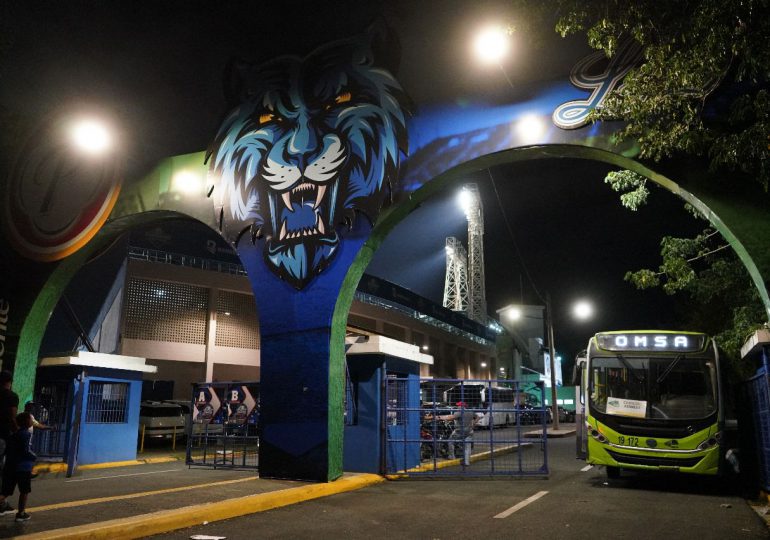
[573,300,594,320]
[422,345,429,351]
[481,362,487,368]
[71,119,112,155]
[506,307,522,321]
[172,171,202,194]
[474,26,509,64]
[458,188,473,214]
[516,114,546,142]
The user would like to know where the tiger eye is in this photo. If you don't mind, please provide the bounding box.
[259,112,275,124]
[334,92,352,104]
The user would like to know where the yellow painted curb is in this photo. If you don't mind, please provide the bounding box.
[33,456,180,474]
[385,442,532,479]
[16,473,385,540]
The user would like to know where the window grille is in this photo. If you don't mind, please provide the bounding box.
[85,382,129,423]
[386,374,407,426]
[124,278,208,344]
[215,290,260,349]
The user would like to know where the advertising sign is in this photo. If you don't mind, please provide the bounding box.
[192,385,222,424]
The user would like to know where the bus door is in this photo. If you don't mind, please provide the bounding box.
[575,356,587,459]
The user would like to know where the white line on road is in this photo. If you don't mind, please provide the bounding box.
[494,490,549,519]
[580,464,594,472]
[65,468,180,482]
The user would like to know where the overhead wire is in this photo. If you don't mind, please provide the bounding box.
[487,168,546,305]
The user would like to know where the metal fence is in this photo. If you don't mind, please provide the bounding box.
[746,370,770,492]
[385,378,549,477]
[31,381,71,458]
[186,382,260,469]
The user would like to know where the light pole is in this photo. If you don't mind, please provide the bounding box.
[498,298,594,431]
[545,293,559,430]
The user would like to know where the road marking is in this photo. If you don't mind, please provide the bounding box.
[29,476,260,513]
[581,464,594,472]
[64,468,181,482]
[494,490,549,519]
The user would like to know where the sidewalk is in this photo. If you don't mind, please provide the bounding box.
[2,450,382,540]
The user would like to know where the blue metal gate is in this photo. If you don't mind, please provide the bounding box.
[186,381,260,469]
[746,369,770,492]
[31,380,71,459]
[384,378,549,477]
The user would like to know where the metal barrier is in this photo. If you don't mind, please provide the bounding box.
[185,382,260,469]
[746,370,770,492]
[385,378,549,477]
[31,381,70,458]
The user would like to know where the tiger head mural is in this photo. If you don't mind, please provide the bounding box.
[207,26,410,289]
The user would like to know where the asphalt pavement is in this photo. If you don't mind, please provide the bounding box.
[0,426,767,540]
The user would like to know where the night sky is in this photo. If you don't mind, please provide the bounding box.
[1,1,704,364]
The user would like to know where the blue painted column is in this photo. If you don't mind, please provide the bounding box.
[238,220,371,482]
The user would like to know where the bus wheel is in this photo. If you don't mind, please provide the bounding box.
[606,466,620,479]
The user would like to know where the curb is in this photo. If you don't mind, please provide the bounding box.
[16,473,385,540]
[32,456,181,475]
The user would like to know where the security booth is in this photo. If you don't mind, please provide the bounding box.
[33,351,155,467]
[343,336,432,474]
[186,381,260,469]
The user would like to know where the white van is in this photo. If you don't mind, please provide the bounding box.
[139,401,185,439]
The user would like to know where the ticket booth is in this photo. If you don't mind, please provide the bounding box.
[343,336,432,473]
[33,351,156,467]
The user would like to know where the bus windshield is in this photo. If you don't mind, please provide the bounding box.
[589,355,717,420]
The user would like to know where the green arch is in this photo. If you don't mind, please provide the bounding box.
[332,144,770,382]
[12,209,210,404]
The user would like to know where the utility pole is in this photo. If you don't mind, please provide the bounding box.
[546,292,560,430]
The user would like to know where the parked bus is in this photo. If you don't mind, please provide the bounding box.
[442,383,542,428]
[577,330,723,478]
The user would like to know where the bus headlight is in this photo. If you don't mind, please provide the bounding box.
[697,433,720,451]
[589,428,608,443]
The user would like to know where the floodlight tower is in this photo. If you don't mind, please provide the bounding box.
[460,183,487,324]
[442,237,469,312]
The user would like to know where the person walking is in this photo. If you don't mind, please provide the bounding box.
[0,371,19,470]
[0,371,20,516]
[0,412,37,521]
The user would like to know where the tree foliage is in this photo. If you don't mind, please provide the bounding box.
[623,218,764,369]
[554,0,770,189]
[547,1,769,368]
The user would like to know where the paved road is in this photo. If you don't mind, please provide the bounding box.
[152,436,769,540]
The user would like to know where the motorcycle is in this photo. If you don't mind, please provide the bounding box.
[420,418,454,461]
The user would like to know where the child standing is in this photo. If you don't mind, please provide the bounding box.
[0,412,37,522]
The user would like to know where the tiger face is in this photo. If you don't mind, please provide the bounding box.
[208,28,409,289]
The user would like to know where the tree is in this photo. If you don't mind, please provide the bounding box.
[546,0,769,369]
[553,0,770,190]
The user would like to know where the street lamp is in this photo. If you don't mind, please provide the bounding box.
[70,118,113,155]
[498,296,593,431]
[473,25,515,90]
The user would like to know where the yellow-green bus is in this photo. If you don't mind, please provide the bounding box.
[577,331,722,478]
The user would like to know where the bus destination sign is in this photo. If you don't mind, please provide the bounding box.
[596,332,706,353]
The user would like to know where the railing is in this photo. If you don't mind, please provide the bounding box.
[128,246,494,345]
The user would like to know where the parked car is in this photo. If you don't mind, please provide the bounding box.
[139,401,185,439]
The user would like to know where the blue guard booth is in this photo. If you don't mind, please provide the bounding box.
[343,336,432,474]
[34,351,156,466]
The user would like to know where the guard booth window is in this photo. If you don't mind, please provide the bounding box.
[386,374,407,425]
[85,382,129,423]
